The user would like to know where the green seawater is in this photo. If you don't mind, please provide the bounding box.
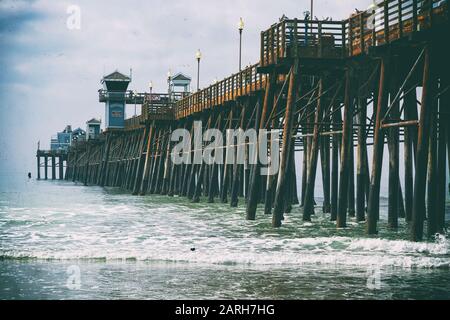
[0,173,449,299]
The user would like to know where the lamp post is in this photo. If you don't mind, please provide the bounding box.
[238,17,244,71]
[167,70,172,101]
[311,0,314,21]
[133,90,137,116]
[195,49,202,91]
[148,81,153,115]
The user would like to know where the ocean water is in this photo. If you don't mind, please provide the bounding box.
[0,173,449,300]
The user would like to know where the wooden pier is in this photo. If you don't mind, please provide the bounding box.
[58,0,449,241]
[36,150,68,180]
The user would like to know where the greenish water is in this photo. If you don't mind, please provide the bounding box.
[0,173,449,299]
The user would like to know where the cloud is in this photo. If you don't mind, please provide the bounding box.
[0,0,369,174]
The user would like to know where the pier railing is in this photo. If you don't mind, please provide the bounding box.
[142,93,177,121]
[175,63,266,119]
[99,90,146,104]
[260,0,448,66]
[260,19,346,67]
[345,0,447,56]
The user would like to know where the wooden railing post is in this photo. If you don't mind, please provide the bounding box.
[342,20,347,57]
[384,0,390,43]
[429,0,434,27]
[281,20,286,58]
[318,21,323,57]
[275,24,280,63]
[360,13,365,53]
[398,0,403,38]
[231,75,235,100]
[412,0,418,31]
[260,31,265,67]
[371,8,376,47]
[293,19,298,58]
[270,27,275,64]
[349,17,353,55]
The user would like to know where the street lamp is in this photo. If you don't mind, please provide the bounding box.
[148,81,153,112]
[133,89,137,116]
[310,0,314,21]
[238,17,244,71]
[167,70,172,101]
[195,49,202,91]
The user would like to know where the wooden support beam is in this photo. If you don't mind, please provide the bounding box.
[230,103,247,207]
[283,140,296,214]
[427,112,438,237]
[99,133,113,187]
[303,77,324,221]
[51,156,56,180]
[264,170,277,214]
[347,136,356,218]
[320,92,331,214]
[64,156,69,180]
[330,98,341,221]
[404,123,414,222]
[44,156,48,180]
[84,145,91,186]
[152,131,165,194]
[149,130,162,194]
[403,82,419,222]
[193,115,214,203]
[125,134,137,190]
[337,69,353,228]
[37,156,41,180]
[367,58,389,235]
[71,151,78,182]
[300,125,308,207]
[139,121,155,196]
[154,130,169,194]
[380,120,418,129]
[436,76,448,234]
[161,126,173,195]
[289,141,299,205]
[412,46,436,242]
[207,155,219,203]
[388,63,400,229]
[220,110,233,203]
[187,122,201,200]
[132,126,149,195]
[247,74,277,211]
[246,97,264,219]
[180,126,193,197]
[356,97,367,221]
[59,156,64,180]
[273,60,299,227]
[398,182,406,218]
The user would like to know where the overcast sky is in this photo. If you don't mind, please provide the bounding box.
[0,0,371,174]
